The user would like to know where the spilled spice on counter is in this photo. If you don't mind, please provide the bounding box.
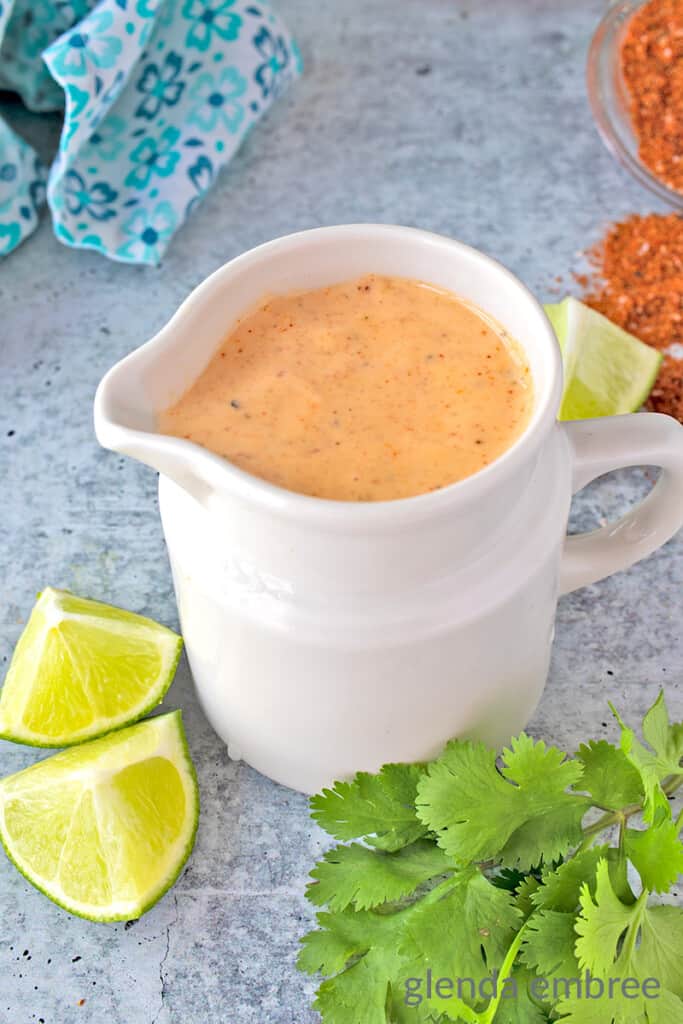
[579,212,683,420]
[621,0,683,193]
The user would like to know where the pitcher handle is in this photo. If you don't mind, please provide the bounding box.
[559,414,683,595]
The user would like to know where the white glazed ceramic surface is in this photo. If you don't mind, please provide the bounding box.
[94,225,683,793]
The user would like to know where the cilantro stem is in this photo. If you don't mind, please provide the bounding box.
[663,773,683,798]
[478,922,530,1024]
[448,1002,479,1024]
[578,772,683,849]
[608,888,649,973]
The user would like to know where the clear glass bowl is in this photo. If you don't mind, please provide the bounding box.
[587,0,683,210]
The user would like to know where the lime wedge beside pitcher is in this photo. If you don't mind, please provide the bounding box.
[0,588,182,746]
[0,711,198,920]
[544,296,662,420]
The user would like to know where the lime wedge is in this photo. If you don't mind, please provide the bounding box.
[544,296,662,421]
[0,710,198,920]
[0,588,182,747]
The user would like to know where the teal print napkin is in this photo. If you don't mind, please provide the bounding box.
[0,0,301,264]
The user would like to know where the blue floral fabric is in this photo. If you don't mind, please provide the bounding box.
[0,0,300,263]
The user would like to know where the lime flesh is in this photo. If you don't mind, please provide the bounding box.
[544,296,662,420]
[0,710,198,920]
[0,588,182,746]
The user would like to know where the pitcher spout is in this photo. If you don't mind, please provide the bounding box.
[94,328,221,508]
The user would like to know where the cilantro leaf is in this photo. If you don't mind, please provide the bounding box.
[493,967,550,1024]
[552,859,683,1022]
[574,740,644,810]
[520,909,579,981]
[416,734,588,869]
[314,945,398,1024]
[306,840,453,911]
[399,867,521,991]
[297,909,390,976]
[642,691,683,768]
[499,803,587,871]
[299,696,683,1024]
[556,984,683,1024]
[515,876,541,920]
[576,859,683,998]
[492,867,539,893]
[645,989,683,1024]
[610,691,683,822]
[300,909,439,1022]
[575,858,642,978]
[310,763,427,851]
[301,871,520,1024]
[489,869,543,917]
[625,819,683,894]
[636,903,683,999]
[389,987,450,1024]
[532,847,608,912]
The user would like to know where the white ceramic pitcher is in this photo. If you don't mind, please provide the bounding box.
[94,225,683,794]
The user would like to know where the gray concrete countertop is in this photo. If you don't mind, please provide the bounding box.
[1,1,681,1021]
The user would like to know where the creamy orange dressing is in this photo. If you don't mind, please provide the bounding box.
[159,274,533,501]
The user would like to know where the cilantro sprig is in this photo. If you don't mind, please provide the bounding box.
[298,690,683,1023]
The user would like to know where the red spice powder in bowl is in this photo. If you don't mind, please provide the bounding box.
[621,0,683,193]
[587,0,683,208]
[579,213,683,421]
